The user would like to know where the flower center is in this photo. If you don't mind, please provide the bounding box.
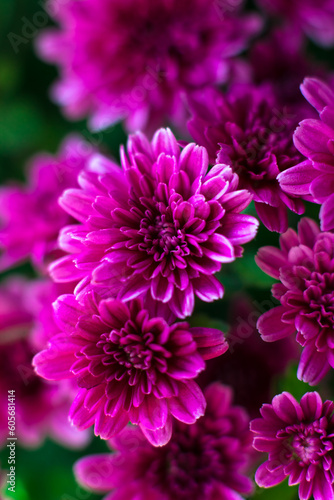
[228,100,300,181]
[280,422,329,466]
[157,427,224,499]
[291,434,322,464]
[139,213,185,257]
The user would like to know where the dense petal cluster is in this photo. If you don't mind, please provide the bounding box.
[188,84,304,232]
[0,136,96,271]
[256,217,334,385]
[37,0,261,132]
[74,383,253,500]
[0,277,88,448]
[255,0,334,47]
[279,77,334,231]
[34,293,228,446]
[51,128,258,318]
[251,391,334,500]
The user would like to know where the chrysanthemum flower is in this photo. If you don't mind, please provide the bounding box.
[74,383,253,499]
[255,0,334,47]
[33,293,228,446]
[188,84,304,232]
[50,128,258,318]
[278,77,334,231]
[37,0,261,132]
[0,277,88,448]
[256,217,334,385]
[251,391,334,500]
[0,135,96,272]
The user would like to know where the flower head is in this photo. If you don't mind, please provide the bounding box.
[278,77,334,232]
[0,136,96,272]
[255,0,334,47]
[51,128,258,318]
[256,217,334,385]
[33,292,228,446]
[37,0,261,132]
[74,383,253,500]
[188,84,304,232]
[251,391,334,500]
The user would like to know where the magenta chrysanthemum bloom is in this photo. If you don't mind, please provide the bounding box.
[188,84,304,232]
[255,0,334,47]
[74,383,253,499]
[0,135,96,271]
[251,391,334,500]
[256,217,334,385]
[278,77,334,232]
[50,128,258,318]
[0,277,88,448]
[36,0,261,132]
[33,292,228,446]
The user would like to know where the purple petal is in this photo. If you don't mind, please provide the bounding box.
[74,454,119,492]
[278,161,319,197]
[152,128,179,158]
[319,193,334,231]
[255,462,286,488]
[202,234,235,262]
[94,408,129,440]
[138,396,168,431]
[33,334,77,380]
[272,392,303,423]
[301,77,334,114]
[140,414,173,447]
[297,218,320,248]
[309,174,334,202]
[168,380,206,424]
[255,246,286,279]
[300,392,323,421]
[257,307,296,342]
[169,285,194,318]
[294,119,334,158]
[297,345,330,386]
[59,188,94,222]
[255,201,288,233]
[192,275,224,302]
[179,143,208,186]
[190,327,228,360]
[53,294,83,333]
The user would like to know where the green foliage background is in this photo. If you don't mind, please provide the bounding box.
[0,1,333,499]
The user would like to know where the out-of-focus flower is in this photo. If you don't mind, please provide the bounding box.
[74,383,253,499]
[255,0,334,47]
[37,0,261,133]
[198,294,298,417]
[34,292,228,446]
[249,28,328,108]
[0,277,89,448]
[278,77,334,232]
[188,84,304,232]
[256,217,334,385]
[50,128,258,318]
[0,136,96,272]
[251,391,334,500]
